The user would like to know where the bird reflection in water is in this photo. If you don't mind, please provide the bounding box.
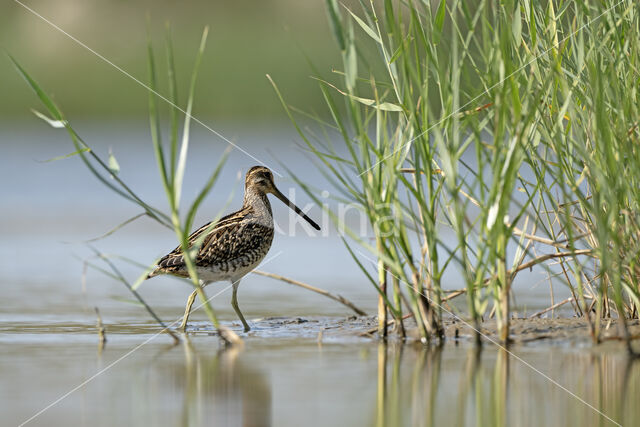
[177,339,271,427]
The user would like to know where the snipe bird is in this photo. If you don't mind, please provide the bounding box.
[146,166,320,332]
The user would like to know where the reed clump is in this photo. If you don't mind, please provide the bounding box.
[272,0,640,349]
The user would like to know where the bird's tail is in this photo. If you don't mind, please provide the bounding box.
[145,267,160,280]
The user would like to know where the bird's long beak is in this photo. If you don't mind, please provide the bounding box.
[272,187,321,231]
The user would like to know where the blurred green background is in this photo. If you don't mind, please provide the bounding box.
[1,0,341,121]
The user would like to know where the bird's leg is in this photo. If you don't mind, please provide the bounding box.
[231,281,250,332]
[179,289,198,332]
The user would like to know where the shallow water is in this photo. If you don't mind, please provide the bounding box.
[1,317,639,427]
[2,124,637,426]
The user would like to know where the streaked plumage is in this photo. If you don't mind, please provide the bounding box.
[146,166,320,332]
[149,198,275,283]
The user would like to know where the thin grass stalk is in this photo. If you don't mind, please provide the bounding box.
[390,276,405,337]
[88,247,180,343]
[377,240,388,338]
[146,28,240,344]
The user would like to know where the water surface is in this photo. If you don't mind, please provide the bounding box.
[1,319,638,427]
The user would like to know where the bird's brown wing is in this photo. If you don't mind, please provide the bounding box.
[149,208,251,277]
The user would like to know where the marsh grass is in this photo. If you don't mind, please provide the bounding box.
[271,0,640,349]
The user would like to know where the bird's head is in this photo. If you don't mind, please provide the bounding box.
[245,166,320,230]
[245,166,276,193]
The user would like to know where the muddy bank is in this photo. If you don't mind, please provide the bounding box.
[439,317,640,345]
[362,316,640,346]
[179,315,640,348]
